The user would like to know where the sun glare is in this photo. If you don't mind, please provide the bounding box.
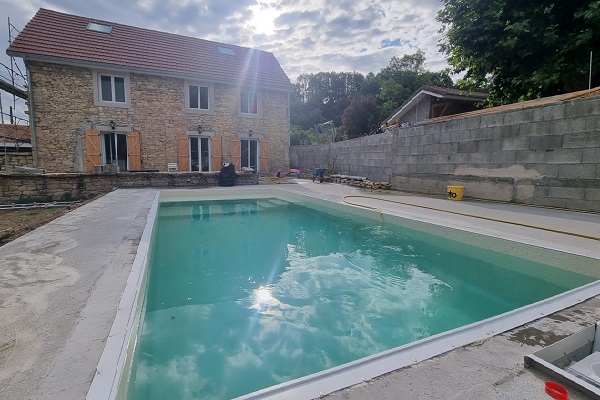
[249,2,278,36]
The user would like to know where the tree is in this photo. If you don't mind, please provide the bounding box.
[437,0,600,103]
[340,96,381,139]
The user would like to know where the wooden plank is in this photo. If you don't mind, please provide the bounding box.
[259,140,269,174]
[127,131,142,170]
[210,135,222,172]
[177,133,189,171]
[85,130,101,172]
[230,139,241,171]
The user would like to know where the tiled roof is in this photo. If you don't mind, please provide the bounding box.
[7,9,293,90]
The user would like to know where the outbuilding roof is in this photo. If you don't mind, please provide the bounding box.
[7,8,293,91]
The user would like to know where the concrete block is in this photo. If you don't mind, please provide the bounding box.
[529,135,564,150]
[551,118,586,135]
[439,131,453,143]
[518,121,552,137]
[433,153,451,164]
[420,134,433,145]
[441,143,458,153]
[431,143,441,154]
[491,150,516,164]
[564,98,600,118]
[503,109,534,125]
[410,145,424,155]
[515,183,535,203]
[547,186,584,200]
[458,141,478,153]
[458,117,481,130]
[450,130,471,142]
[502,137,530,151]
[586,116,600,132]
[493,125,520,139]
[534,164,559,178]
[585,188,600,201]
[461,180,513,201]
[431,133,442,144]
[533,186,549,198]
[480,114,504,128]
[582,148,600,163]
[477,139,502,153]
[449,153,469,164]
[471,128,494,141]
[558,164,597,179]
[532,103,566,121]
[516,150,546,164]
[545,149,583,164]
[469,152,492,163]
[565,199,600,212]
[563,132,600,148]
[532,196,568,209]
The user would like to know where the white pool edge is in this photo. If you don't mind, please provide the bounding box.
[86,192,159,400]
[85,187,600,400]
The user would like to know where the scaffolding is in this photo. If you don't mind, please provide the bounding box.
[0,17,31,172]
[314,120,338,144]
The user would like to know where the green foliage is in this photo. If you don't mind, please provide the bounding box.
[341,96,381,139]
[290,126,317,145]
[437,0,600,103]
[290,51,454,141]
[16,194,53,204]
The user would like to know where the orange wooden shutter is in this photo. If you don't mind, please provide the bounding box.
[127,131,142,171]
[210,136,222,172]
[85,130,101,173]
[177,133,189,171]
[259,140,269,174]
[230,139,241,171]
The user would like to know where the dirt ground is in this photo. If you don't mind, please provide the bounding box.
[0,203,86,246]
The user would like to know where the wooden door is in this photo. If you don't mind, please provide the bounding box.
[177,133,189,171]
[259,140,269,174]
[85,130,101,172]
[210,136,222,172]
[127,131,142,171]
[230,139,241,171]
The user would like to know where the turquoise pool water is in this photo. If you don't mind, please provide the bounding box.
[126,198,595,400]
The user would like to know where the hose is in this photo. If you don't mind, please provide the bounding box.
[342,195,600,242]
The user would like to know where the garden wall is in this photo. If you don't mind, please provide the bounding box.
[290,93,600,211]
[0,172,258,203]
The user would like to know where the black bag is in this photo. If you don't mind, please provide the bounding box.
[219,163,236,187]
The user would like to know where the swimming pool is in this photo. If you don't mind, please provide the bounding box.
[117,194,597,400]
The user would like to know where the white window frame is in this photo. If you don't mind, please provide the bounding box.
[185,81,214,114]
[239,88,262,118]
[187,131,214,171]
[92,70,131,108]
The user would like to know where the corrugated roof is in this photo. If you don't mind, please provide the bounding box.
[7,8,293,90]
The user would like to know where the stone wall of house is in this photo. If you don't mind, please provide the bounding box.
[0,172,258,203]
[290,94,600,211]
[0,153,34,172]
[28,62,289,174]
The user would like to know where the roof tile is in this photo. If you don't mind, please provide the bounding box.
[7,9,293,90]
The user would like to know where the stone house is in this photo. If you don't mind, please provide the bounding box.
[382,86,488,129]
[7,9,293,174]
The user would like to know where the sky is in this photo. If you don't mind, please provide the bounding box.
[0,0,449,122]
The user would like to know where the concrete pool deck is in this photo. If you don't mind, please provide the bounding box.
[0,181,599,400]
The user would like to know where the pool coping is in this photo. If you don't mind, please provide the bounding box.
[85,187,600,400]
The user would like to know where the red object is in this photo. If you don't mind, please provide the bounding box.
[545,382,569,400]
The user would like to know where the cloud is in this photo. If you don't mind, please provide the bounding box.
[0,0,448,119]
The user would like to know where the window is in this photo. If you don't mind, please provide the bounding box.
[190,136,211,171]
[241,139,258,169]
[185,82,213,113]
[240,90,258,114]
[87,22,112,34]
[93,71,130,107]
[188,85,209,110]
[217,46,235,55]
[101,131,128,171]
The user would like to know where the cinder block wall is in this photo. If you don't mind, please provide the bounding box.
[289,94,600,211]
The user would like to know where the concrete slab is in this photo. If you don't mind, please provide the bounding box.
[1,182,599,400]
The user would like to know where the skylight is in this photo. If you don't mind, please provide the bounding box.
[87,22,112,34]
[217,46,235,56]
